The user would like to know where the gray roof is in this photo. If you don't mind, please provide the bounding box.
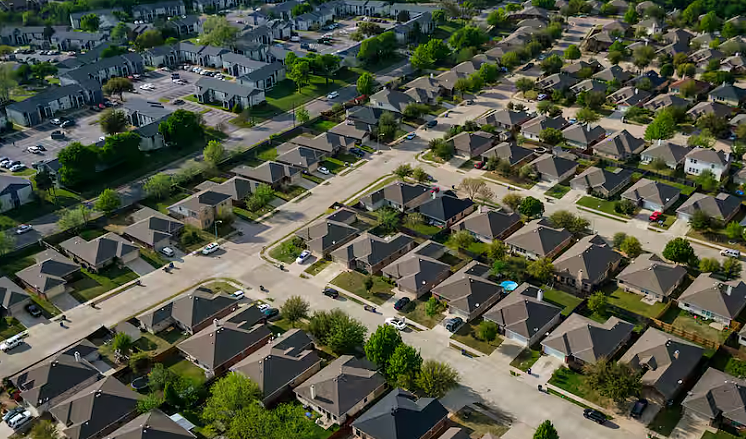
[0,174,31,194]
[139,290,240,331]
[641,141,691,165]
[561,124,606,146]
[620,328,703,400]
[622,178,681,208]
[239,62,284,82]
[381,242,451,292]
[328,123,368,142]
[520,115,569,136]
[529,154,579,179]
[616,253,687,298]
[562,60,602,77]
[418,195,474,223]
[123,211,184,247]
[211,177,253,202]
[353,388,448,439]
[7,84,89,114]
[452,209,522,240]
[295,219,360,254]
[123,99,172,120]
[53,31,105,42]
[505,219,572,258]
[683,368,746,423]
[60,233,139,268]
[677,193,741,221]
[678,273,746,320]
[232,329,320,400]
[294,355,385,417]
[361,182,430,209]
[541,314,634,364]
[482,109,533,126]
[347,106,388,126]
[687,101,733,119]
[0,277,28,310]
[449,131,494,155]
[177,320,272,370]
[593,65,633,83]
[553,235,622,283]
[290,132,353,153]
[431,262,501,315]
[482,142,535,166]
[570,167,632,194]
[643,94,690,111]
[686,147,731,166]
[370,89,414,112]
[231,161,300,185]
[483,283,562,340]
[16,249,79,294]
[608,87,652,106]
[536,73,579,91]
[276,146,324,169]
[331,233,414,268]
[197,76,261,98]
[108,409,195,439]
[168,189,232,214]
[50,376,141,439]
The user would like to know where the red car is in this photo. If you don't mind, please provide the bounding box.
[474,161,485,169]
[649,211,662,221]
[430,187,440,194]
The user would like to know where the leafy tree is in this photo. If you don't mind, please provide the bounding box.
[31,62,57,82]
[135,29,164,50]
[548,210,589,235]
[159,110,205,148]
[726,221,744,241]
[387,343,422,387]
[700,11,720,32]
[245,184,275,211]
[144,174,173,200]
[102,77,133,101]
[527,257,554,282]
[363,275,374,291]
[699,257,721,273]
[540,54,563,74]
[375,207,401,232]
[203,373,261,427]
[479,63,499,83]
[723,21,741,39]
[405,212,424,227]
[411,44,435,70]
[576,107,600,124]
[415,360,459,398]
[564,44,581,59]
[451,230,475,249]
[519,196,544,218]
[356,72,375,96]
[660,63,674,78]
[148,363,176,391]
[477,320,498,341]
[663,237,697,265]
[111,22,130,41]
[203,140,225,167]
[412,167,429,183]
[534,420,560,439]
[95,188,121,213]
[30,420,59,439]
[200,16,238,47]
[365,324,403,366]
[644,110,677,140]
[378,111,398,141]
[226,401,316,439]
[677,63,696,78]
[287,60,311,91]
[425,297,442,316]
[624,6,639,24]
[695,169,719,192]
[539,127,564,145]
[615,199,637,215]
[689,209,711,231]
[515,77,535,93]
[501,51,520,69]
[294,105,310,125]
[58,142,99,186]
[723,257,742,279]
[588,292,608,315]
[80,13,100,32]
[583,358,641,402]
[607,51,624,65]
[0,64,17,103]
[697,113,730,138]
[449,26,487,50]
[487,240,507,261]
[620,236,642,257]
[112,332,132,354]
[281,295,310,326]
[394,164,413,178]
[57,206,87,231]
[503,193,524,211]
[613,232,628,248]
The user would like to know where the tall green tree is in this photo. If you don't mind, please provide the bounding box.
[387,343,423,387]
[100,109,128,135]
[144,174,172,200]
[80,13,100,32]
[365,324,403,366]
[534,421,560,439]
[159,110,204,148]
[356,72,375,95]
[519,196,544,218]
[200,16,238,47]
[663,237,697,265]
[58,142,98,186]
[102,77,133,101]
[203,140,225,167]
[95,188,121,213]
[203,373,261,427]
[281,295,310,326]
[415,360,459,398]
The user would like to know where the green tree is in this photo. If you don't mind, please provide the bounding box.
[57,206,87,231]
[644,110,677,140]
[365,324,402,366]
[576,107,600,124]
[660,63,674,78]
[111,22,130,40]
[394,163,413,178]
[31,62,57,82]
[80,13,100,32]
[515,77,536,93]
[415,360,459,398]
[203,372,261,426]
[425,297,442,316]
[112,332,132,354]
[727,221,744,241]
[449,26,487,50]
[534,420,560,439]
[723,21,741,39]
[411,44,434,70]
[612,232,628,248]
[700,11,720,32]
[501,51,520,69]
[135,29,164,50]
[503,193,524,211]
[378,111,398,142]
[295,105,309,124]
[689,209,711,231]
[281,295,310,326]
[487,240,507,260]
[722,257,742,279]
[159,110,205,148]
[479,63,499,83]
[412,167,429,183]
[624,6,639,24]
[588,292,608,315]
[663,237,697,265]
[363,275,374,291]
[583,358,642,402]
[540,54,564,74]
[696,169,719,192]
[200,16,238,47]
[387,343,423,387]
[58,142,98,186]
[620,236,642,257]
[677,63,696,78]
[30,420,59,439]
[451,230,474,249]
[699,257,721,273]
[477,320,498,341]
[287,60,311,91]
[144,174,172,200]
[203,139,225,167]
[95,188,121,213]
[564,44,581,59]
[376,207,401,232]
[539,127,564,145]
[527,257,554,282]
[519,196,544,218]
[102,77,133,101]
[246,184,275,211]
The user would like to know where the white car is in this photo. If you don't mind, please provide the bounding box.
[15,224,32,234]
[201,242,220,255]
[291,36,301,42]
[721,248,741,258]
[327,91,339,99]
[10,164,25,172]
[318,167,330,175]
[296,250,311,264]
[160,247,175,257]
[0,334,24,352]
[27,146,41,154]
[257,303,271,312]
[231,290,245,299]
[99,136,106,141]
[384,317,407,331]
[7,410,32,430]
[50,118,62,125]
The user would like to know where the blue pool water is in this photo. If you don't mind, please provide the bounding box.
[500,281,519,291]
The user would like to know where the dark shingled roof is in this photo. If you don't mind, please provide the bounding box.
[542,314,634,364]
[352,388,448,439]
[177,320,272,370]
[683,368,746,423]
[483,283,562,340]
[418,195,474,224]
[108,409,195,439]
[451,209,522,240]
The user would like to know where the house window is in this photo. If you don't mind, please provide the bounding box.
[690,159,697,164]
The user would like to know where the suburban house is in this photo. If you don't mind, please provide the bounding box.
[528,154,579,184]
[60,54,144,87]
[684,148,731,180]
[232,329,322,407]
[676,192,742,224]
[0,175,33,212]
[431,261,502,321]
[449,131,495,158]
[59,233,139,273]
[480,109,533,131]
[643,94,690,112]
[276,145,325,172]
[505,219,573,261]
[122,98,172,128]
[669,78,710,96]
[138,288,240,334]
[451,208,522,242]
[678,274,746,325]
[570,167,633,198]
[535,73,579,92]
[520,116,569,142]
[541,314,634,367]
[640,141,691,169]
[607,87,652,108]
[177,308,273,378]
[682,368,746,429]
[593,129,645,160]
[570,79,608,95]
[0,277,29,318]
[586,31,616,52]
[16,248,80,299]
[359,182,431,212]
[553,235,622,293]
[687,101,733,120]
[351,388,449,439]
[416,195,476,228]
[294,216,360,257]
[13,340,102,416]
[709,83,746,107]
[481,142,535,167]
[132,1,186,22]
[621,179,682,212]
[562,124,606,149]
[381,241,451,297]
[369,89,415,114]
[483,283,562,347]
[6,84,102,127]
[287,132,352,156]
[328,123,370,145]
[167,189,233,230]
[620,328,704,403]
[195,77,266,109]
[49,376,141,439]
[722,54,746,73]
[295,355,387,428]
[593,65,633,84]
[122,208,184,252]
[231,162,302,191]
[195,177,253,206]
[108,410,196,439]
[331,233,415,274]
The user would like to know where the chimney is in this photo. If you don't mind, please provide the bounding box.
[74,351,81,362]
[576,269,584,289]
[310,385,316,400]
[536,289,543,302]
[673,350,680,359]
[727,284,733,296]
[213,318,220,328]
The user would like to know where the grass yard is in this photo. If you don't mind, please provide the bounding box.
[444,235,490,255]
[604,287,667,319]
[252,73,356,119]
[330,271,394,305]
[0,244,40,276]
[134,328,189,354]
[164,356,206,385]
[407,222,443,236]
[69,266,139,303]
[542,287,583,316]
[510,347,542,372]
[304,258,332,276]
[0,317,25,339]
[269,238,304,264]
[257,146,278,162]
[140,248,169,269]
[234,205,276,222]
[451,319,503,355]
[142,191,190,215]
[576,196,632,219]
[647,404,683,437]
[450,407,510,438]
[545,184,571,199]
[309,119,338,132]
[79,228,106,241]
[202,281,238,295]
[275,185,307,201]
[10,87,37,101]
[30,295,60,317]
[400,296,446,329]
[660,307,731,344]
[433,20,466,40]
[548,367,610,408]
[421,151,445,164]
[702,432,740,439]
[483,172,535,189]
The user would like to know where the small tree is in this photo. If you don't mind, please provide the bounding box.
[203,140,225,167]
[363,275,374,291]
[696,169,719,192]
[387,343,422,388]
[726,221,744,241]
[458,178,494,200]
[503,193,524,211]
[689,209,711,231]
[583,358,642,402]
[620,236,642,257]
[394,164,413,178]
[405,212,424,227]
[30,420,59,439]
[615,199,637,215]
[95,188,121,213]
[663,238,697,265]
[415,360,459,398]
[519,196,544,218]
[357,72,375,95]
[487,240,507,260]
[425,297,441,316]
[99,109,128,134]
[576,107,600,125]
[144,174,172,200]
[699,257,721,273]
[723,257,742,279]
[564,45,581,60]
[102,77,133,101]
[412,167,429,183]
[111,332,132,355]
[376,207,401,232]
[477,320,498,341]
[296,105,310,124]
[527,258,554,282]
[612,232,627,248]
[534,420,560,439]
[451,230,474,249]
[587,292,608,315]
[281,295,310,326]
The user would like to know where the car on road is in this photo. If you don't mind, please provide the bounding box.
[537,93,548,100]
[296,250,311,264]
[160,247,175,257]
[291,35,301,42]
[406,132,416,140]
[11,164,26,172]
[583,409,606,424]
[50,118,62,125]
[173,99,185,105]
[27,146,42,154]
[51,131,65,140]
[425,120,438,128]
[231,290,244,299]
[521,62,535,71]
[318,167,330,175]
[0,334,24,352]
[201,242,220,255]
[24,303,42,318]
[444,317,463,332]
[15,224,32,234]
[60,120,74,128]
[322,287,339,299]
[393,297,410,311]
[630,399,648,419]
[327,91,339,99]
[649,211,662,222]
[384,317,407,331]
[721,248,741,258]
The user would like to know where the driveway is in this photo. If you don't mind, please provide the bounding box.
[14,310,49,330]
[50,292,80,311]
[126,257,156,276]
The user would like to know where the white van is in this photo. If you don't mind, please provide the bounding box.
[720,248,741,258]
[7,411,31,430]
[291,35,301,42]
[0,333,24,352]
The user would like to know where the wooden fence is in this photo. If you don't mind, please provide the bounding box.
[649,318,722,350]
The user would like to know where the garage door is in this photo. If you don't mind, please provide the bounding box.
[543,345,566,361]
[642,201,663,212]
[506,331,528,346]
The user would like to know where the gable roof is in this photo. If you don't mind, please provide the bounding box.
[644,93,690,111]
[679,273,746,320]
[231,161,301,184]
[16,248,79,294]
[529,154,579,178]
[370,89,414,112]
[482,141,535,166]
[452,209,522,240]
[482,109,533,126]
[294,219,360,254]
[449,131,494,155]
[417,195,474,223]
[483,283,562,340]
[521,115,569,136]
[641,141,691,165]
[620,328,703,400]
[595,130,645,157]
[361,182,430,209]
[608,86,652,106]
[677,192,741,220]
[687,101,733,119]
[123,210,184,248]
[431,262,501,315]
[570,167,632,193]
[553,235,622,283]
[107,409,195,439]
[686,147,731,166]
[0,276,28,310]
[331,233,414,268]
[139,290,240,331]
[622,178,682,208]
[616,253,687,299]
[352,388,448,439]
[541,314,634,364]
[381,241,450,292]
[561,124,606,146]
[168,189,232,214]
[275,145,323,169]
[683,368,746,423]
[505,219,572,258]
[177,320,272,370]
[0,174,31,195]
[593,65,632,83]
[60,233,139,267]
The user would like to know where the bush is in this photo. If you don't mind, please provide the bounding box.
[477,320,498,341]
[615,199,636,215]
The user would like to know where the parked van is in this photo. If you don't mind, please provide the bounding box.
[0,333,24,352]
[7,411,31,430]
[720,248,741,258]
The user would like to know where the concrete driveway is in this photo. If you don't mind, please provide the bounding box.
[126,257,156,276]
[51,292,80,311]
[14,310,49,329]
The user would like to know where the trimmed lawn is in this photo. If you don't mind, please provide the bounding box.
[30,295,61,317]
[251,73,356,118]
[660,307,731,344]
[134,329,188,354]
[542,287,583,316]
[309,120,338,132]
[142,191,190,215]
[407,222,443,236]
[444,235,490,255]
[484,172,535,189]
[510,347,542,372]
[164,356,206,385]
[605,287,667,319]
[203,281,238,295]
[548,367,610,408]
[545,184,571,199]
[234,205,275,222]
[275,185,307,201]
[257,146,278,162]
[702,432,740,439]
[451,319,503,355]
[69,266,138,303]
[269,239,304,264]
[140,248,169,269]
[0,244,40,276]
[421,151,445,164]
[304,258,331,276]
[79,228,106,241]
[450,407,510,438]
[576,196,632,219]
[0,317,25,339]
[400,296,446,329]
[330,271,394,305]
[648,404,683,437]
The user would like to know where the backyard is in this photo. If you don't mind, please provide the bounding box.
[603,287,668,319]
[451,319,503,355]
[69,266,139,303]
[659,307,732,345]
[163,355,207,385]
[142,190,190,215]
[542,287,584,316]
[330,271,394,305]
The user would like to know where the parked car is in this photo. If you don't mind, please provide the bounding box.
[51,131,65,140]
[173,99,185,105]
[50,118,62,125]
[291,35,301,42]
[521,62,535,71]
[583,409,606,424]
[160,247,175,257]
[3,407,24,423]
[474,161,484,169]
[406,132,416,140]
[60,119,74,128]
[201,242,220,255]
[630,399,648,419]
[24,303,41,318]
[0,334,24,352]
[721,248,741,258]
[444,317,463,333]
[27,146,41,154]
[10,164,26,172]
[15,224,32,234]
[7,410,31,430]
[231,290,245,299]
[425,120,438,128]
[262,308,279,320]
[318,167,330,175]
[393,297,410,311]
[649,211,662,222]
[327,91,339,99]
[537,94,548,101]
[35,144,46,151]
[7,160,20,168]
[322,287,339,299]
[296,250,311,264]
[384,317,407,331]
[257,303,271,312]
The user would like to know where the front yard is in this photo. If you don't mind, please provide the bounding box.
[483,172,535,189]
[330,271,394,305]
[0,317,25,339]
[576,196,634,219]
[69,266,139,303]
[548,367,611,408]
[304,258,332,276]
[400,295,446,329]
[510,347,542,372]
[449,406,510,438]
[268,237,305,264]
[450,319,503,355]
[545,184,571,199]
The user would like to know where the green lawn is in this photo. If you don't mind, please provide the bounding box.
[142,191,190,215]
[450,319,503,355]
[164,356,206,385]
[0,244,40,276]
[79,228,106,241]
[330,271,394,305]
[69,266,139,303]
[202,281,238,295]
[134,328,189,354]
[450,407,510,438]
[660,308,731,344]
[484,172,535,189]
[605,287,667,318]
[304,258,332,276]
[648,404,683,437]
[400,295,446,329]
[510,347,542,371]
[548,367,610,408]
[576,196,632,219]
[140,248,169,269]
[269,238,304,264]
[275,185,307,201]
[433,20,466,40]
[0,317,25,339]
[234,205,276,222]
[10,87,37,102]
[309,120,338,132]
[444,235,490,255]
[545,184,571,199]
[421,151,445,164]
[407,222,443,236]
[542,287,583,316]
[702,431,740,439]
[250,72,356,119]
